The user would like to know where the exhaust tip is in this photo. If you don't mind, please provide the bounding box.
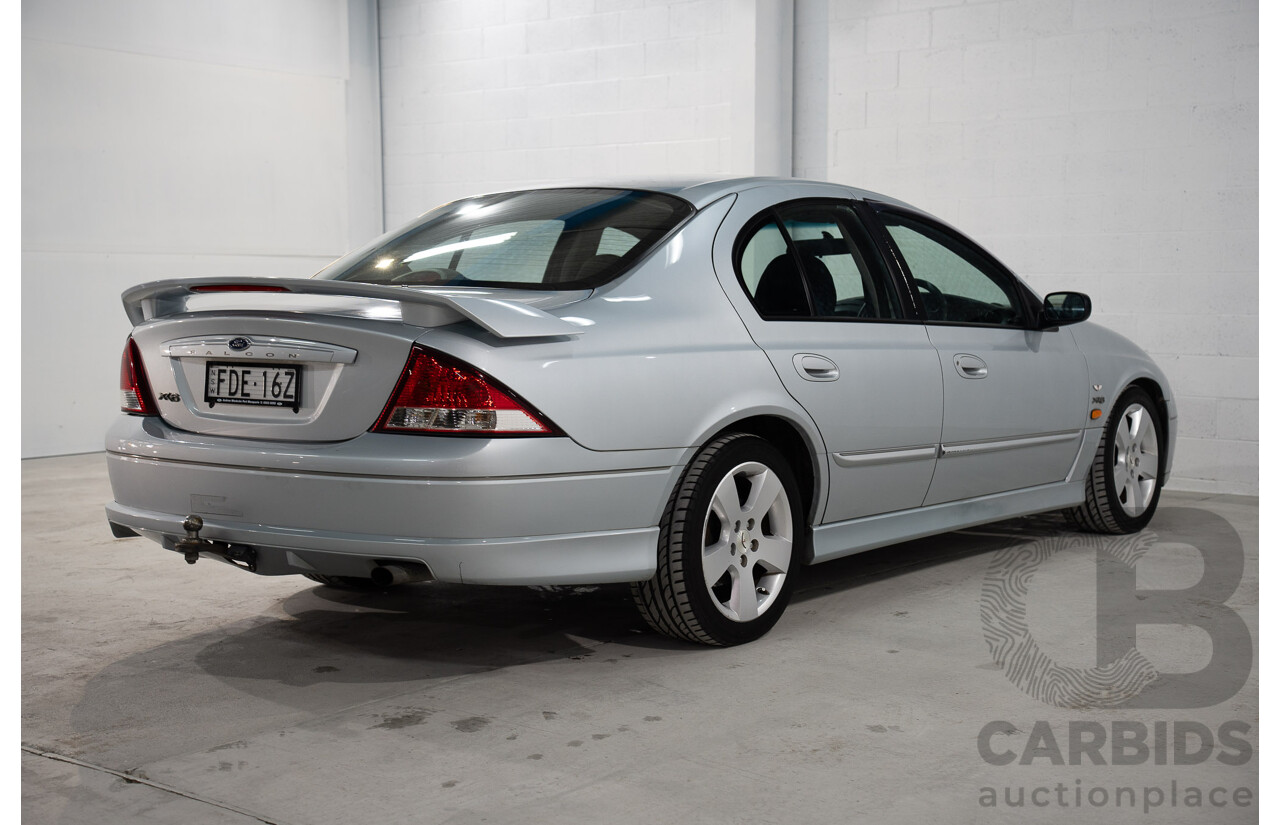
[370,563,432,587]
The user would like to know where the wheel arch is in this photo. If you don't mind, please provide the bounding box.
[702,414,825,563]
[1125,376,1171,487]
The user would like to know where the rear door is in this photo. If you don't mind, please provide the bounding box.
[713,189,943,523]
[871,207,1087,504]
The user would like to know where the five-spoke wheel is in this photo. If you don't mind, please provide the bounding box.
[1111,400,1161,518]
[1067,385,1164,533]
[632,434,803,645]
[699,459,794,623]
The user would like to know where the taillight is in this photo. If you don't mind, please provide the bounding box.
[120,337,158,415]
[373,346,556,436]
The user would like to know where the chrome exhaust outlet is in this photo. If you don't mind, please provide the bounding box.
[370,563,432,587]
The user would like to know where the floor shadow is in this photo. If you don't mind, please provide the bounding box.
[790,510,1076,601]
[61,578,692,761]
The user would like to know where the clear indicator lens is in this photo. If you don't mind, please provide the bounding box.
[385,407,544,432]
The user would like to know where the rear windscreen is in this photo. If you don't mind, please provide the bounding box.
[318,188,694,290]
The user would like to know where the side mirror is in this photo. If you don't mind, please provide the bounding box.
[1040,291,1091,328]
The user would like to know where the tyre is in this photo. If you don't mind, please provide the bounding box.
[632,433,804,646]
[302,573,386,590]
[1066,386,1164,534]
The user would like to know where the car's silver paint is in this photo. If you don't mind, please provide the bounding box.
[921,323,1087,504]
[459,176,917,212]
[106,449,674,541]
[105,176,1177,588]
[1066,428,1106,484]
[811,479,1086,564]
[106,498,661,585]
[106,416,691,480]
[1066,321,1178,479]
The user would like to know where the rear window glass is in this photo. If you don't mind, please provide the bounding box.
[318,188,693,290]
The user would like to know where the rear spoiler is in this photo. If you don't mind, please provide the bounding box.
[121,278,586,339]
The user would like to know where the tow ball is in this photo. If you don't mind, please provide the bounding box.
[174,515,257,572]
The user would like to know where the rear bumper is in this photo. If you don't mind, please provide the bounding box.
[105,418,685,585]
[106,500,659,585]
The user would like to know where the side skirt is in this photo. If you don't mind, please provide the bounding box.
[811,479,1086,565]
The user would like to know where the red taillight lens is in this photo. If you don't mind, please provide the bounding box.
[120,337,158,415]
[373,346,556,435]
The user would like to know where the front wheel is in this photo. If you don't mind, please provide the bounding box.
[632,434,804,646]
[1066,386,1164,534]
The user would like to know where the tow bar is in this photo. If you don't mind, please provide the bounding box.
[174,515,257,572]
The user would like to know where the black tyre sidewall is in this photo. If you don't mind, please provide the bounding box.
[1099,387,1164,532]
[675,437,804,645]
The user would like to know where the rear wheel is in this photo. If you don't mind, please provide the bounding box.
[1066,386,1164,534]
[632,434,803,646]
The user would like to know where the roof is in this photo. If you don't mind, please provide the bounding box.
[503,176,920,212]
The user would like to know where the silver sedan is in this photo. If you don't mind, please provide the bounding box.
[106,178,1176,645]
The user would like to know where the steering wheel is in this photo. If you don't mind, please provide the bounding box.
[913,278,948,321]
[834,297,874,318]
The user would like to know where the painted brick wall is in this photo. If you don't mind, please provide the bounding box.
[378,0,745,228]
[808,0,1258,494]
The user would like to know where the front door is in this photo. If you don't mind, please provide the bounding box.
[873,209,1087,505]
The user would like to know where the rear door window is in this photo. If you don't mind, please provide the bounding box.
[736,201,903,320]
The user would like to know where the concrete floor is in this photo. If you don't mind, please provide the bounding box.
[23,453,1258,824]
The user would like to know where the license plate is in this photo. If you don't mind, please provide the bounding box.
[205,362,301,412]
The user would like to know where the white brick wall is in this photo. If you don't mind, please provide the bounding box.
[379,0,757,227]
[806,0,1258,494]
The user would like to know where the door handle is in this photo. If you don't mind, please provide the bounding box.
[954,354,988,379]
[794,353,839,382]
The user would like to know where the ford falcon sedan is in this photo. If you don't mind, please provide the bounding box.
[106,177,1175,645]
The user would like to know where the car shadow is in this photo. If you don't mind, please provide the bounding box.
[71,512,1079,727]
[60,579,687,763]
[789,510,1075,601]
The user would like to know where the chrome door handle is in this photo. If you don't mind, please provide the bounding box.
[954,354,988,379]
[794,353,839,382]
